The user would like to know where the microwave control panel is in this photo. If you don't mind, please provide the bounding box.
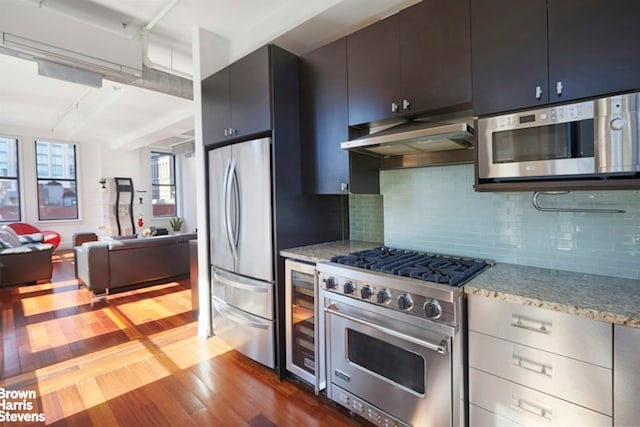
[493,99,595,130]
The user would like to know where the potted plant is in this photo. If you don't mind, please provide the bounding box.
[99,177,107,189]
[169,217,184,233]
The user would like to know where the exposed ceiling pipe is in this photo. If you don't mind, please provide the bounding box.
[141,0,192,80]
[144,0,180,33]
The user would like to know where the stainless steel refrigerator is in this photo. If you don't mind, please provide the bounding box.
[208,136,276,368]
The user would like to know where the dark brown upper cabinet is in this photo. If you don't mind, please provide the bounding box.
[347,0,472,126]
[471,0,640,117]
[547,0,640,104]
[470,0,548,116]
[300,38,380,195]
[201,45,271,146]
[300,38,351,194]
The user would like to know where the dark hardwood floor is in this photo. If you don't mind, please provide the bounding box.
[0,251,365,426]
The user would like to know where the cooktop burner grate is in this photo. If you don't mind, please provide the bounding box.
[331,247,491,286]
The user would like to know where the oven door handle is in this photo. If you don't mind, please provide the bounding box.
[325,305,449,355]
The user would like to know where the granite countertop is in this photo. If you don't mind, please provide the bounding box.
[465,263,640,328]
[280,240,382,264]
[281,241,640,328]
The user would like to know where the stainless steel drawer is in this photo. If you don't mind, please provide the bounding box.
[470,368,612,427]
[212,267,274,320]
[468,295,612,368]
[470,403,524,427]
[469,331,612,416]
[213,297,275,368]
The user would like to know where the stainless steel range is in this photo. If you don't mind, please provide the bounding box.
[318,247,492,427]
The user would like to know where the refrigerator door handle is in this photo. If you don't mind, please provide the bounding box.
[231,163,240,250]
[224,158,238,264]
[223,157,232,253]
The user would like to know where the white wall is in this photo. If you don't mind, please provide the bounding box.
[179,152,197,233]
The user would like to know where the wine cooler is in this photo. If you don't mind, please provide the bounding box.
[284,259,325,393]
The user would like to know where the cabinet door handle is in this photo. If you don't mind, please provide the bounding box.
[512,355,553,378]
[402,99,410,110]
[391,102,399,113]
[535,86,543,100]
[556,81,563,96]
[511,397,552,421]
[511,315,551,334]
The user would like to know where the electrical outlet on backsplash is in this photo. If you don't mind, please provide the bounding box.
[347,164,640,279]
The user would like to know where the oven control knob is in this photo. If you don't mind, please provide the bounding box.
[376,289,391,304]
[324,277,337,290]
[397,294,413,311]
[343,281,356,294]
[360,285,373,299]
[423,300,442,319]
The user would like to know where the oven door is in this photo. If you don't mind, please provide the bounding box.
[325,302,452,427]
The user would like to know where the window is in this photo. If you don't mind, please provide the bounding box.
[151,152,176,217]
[35,141,78,220]
[0,137,20,222]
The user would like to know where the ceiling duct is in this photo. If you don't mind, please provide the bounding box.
[171,141,195,155]
[1,32,142,80]
[37,59,102,88]
[1,32,192,99]
[0,0,192,99]
[125,66,193,100]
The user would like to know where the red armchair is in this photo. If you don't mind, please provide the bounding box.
[8,222,61,249]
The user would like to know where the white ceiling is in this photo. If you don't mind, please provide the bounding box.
[0,0,419,150]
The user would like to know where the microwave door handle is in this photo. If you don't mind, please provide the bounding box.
[324,305,449,354]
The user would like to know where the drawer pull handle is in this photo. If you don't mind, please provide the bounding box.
[511,315,551,334]
[511,397,552,421]
[512,355,553,378]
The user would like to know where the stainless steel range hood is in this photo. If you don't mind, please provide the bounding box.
[342,119,474,157]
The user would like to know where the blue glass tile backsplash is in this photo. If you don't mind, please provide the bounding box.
[349,194,384,244]
[359,164,640,279]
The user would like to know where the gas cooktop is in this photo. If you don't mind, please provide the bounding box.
[330,247,492,287]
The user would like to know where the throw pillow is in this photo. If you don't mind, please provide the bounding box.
[0,228,21,248]
[2,224,21,240]
[19,232,44,244]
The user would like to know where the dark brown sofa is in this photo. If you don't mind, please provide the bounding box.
[0,243,53,287]
[74,233,196,298]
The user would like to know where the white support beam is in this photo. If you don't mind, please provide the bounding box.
[109,105,193,150]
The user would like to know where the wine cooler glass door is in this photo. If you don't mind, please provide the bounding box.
[285,259,324,392]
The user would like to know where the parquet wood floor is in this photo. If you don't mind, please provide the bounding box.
[0,251,365,426]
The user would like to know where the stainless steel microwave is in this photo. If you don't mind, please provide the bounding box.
[477,92,640,181]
